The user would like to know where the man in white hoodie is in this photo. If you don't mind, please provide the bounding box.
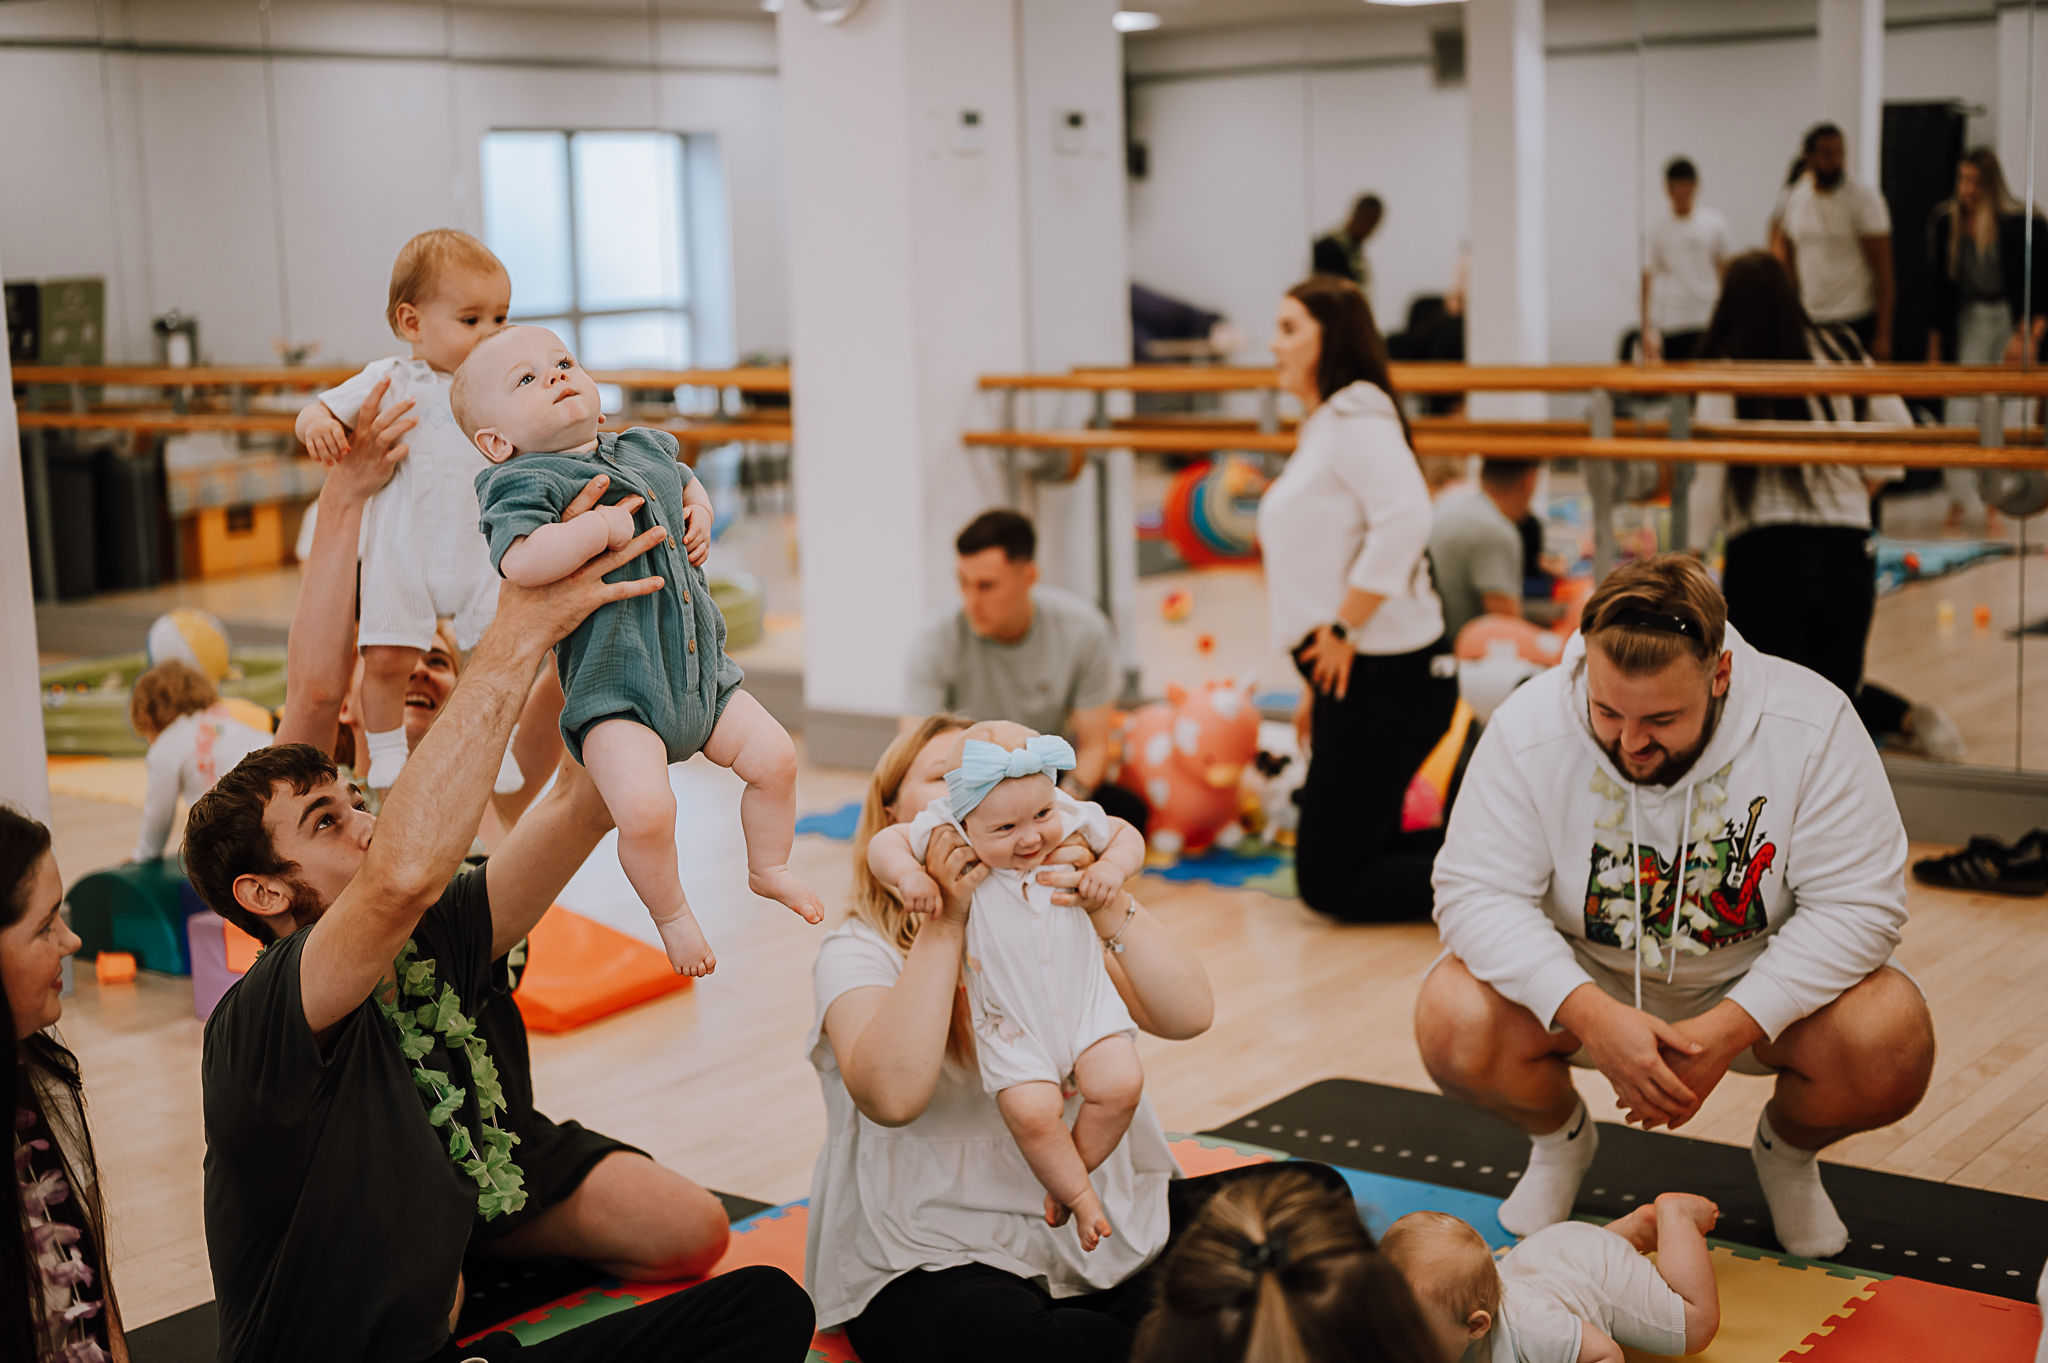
[1418,554,1933,1260]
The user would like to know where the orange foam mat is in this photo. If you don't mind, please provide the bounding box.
[511,905,691,1033]
[1786,1273,2045,1362]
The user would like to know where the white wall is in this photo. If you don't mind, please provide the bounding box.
[0,236,50,823]
[1127,1,2010,367]
[0,0,788,365]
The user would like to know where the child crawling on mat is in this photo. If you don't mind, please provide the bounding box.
[454,324,824,976]
[866,720,1150,1251]
[1381,1195,1721,1363]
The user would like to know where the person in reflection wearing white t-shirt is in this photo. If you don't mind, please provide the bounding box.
[1640,157,1729,363]
[1770,124,1895,359]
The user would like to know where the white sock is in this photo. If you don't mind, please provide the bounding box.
[1752,1107,1848,1259]
[1499,1097,1598,1238]
[494,727,525,795]
[364,727,410,789]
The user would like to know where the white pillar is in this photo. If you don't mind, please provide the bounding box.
[779,0,1127,764]
[1818,0,1883,185]
[1464,0,1546,420]
[1996,5,2046,216]
[0,240,52,822]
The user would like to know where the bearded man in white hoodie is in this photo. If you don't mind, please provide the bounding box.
[1418,554,1934,1260]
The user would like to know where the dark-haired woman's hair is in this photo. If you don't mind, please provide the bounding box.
[1,806,114,1362]
[1696,250,1826,514]
[1285,276,1414,449]
[1131,1168,1442,1363]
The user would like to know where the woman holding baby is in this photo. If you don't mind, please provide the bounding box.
[807,715,1342,1363]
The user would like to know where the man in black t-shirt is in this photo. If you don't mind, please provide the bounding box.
[183,529,813,1363]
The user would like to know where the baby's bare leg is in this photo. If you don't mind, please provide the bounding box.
[1070,1037,1143,1173]
[997,1081,1113,1252]
[701,691,823,923]
[583,718,714,977]
[1605,1203,1660,1254]
[1648,1192,1721,1353]
[359,645,418,736]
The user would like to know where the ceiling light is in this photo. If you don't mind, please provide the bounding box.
[1113,11,1162,32]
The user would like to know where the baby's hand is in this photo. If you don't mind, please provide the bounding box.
[681,503,712,566]
[597,499,640,550]
[1075,861,1126,912]
[300,406,349,464]
[896,869,943,917]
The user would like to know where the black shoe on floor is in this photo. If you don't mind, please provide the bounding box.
[1912,833,2048,897]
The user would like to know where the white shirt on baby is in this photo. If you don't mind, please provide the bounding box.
[135,707,272,861]
[905,791,1139,1093]
[1481,1221,1689,1363]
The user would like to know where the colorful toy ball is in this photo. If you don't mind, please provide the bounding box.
[1160,590,1193,623]
[1196,633,1216,656]
[1974,604,1993,629]
[1902,552,1922,576]
[147,609,232,682]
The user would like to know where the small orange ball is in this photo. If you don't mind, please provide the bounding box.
[1974,604,1993,629]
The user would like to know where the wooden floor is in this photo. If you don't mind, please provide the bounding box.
[44,774,2048,1330]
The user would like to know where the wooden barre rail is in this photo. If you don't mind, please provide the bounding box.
[15,408,792,445]
[982,362,2048,398]
[1115,414,2047,447]
[961,427,2048,471]
[12,363,794,391]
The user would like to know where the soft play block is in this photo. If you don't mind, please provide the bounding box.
[511,906,691,1033]
[67,859,192,975]
[187,910,245,1021]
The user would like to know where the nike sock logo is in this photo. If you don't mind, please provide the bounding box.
[1567,1111,1587,1141]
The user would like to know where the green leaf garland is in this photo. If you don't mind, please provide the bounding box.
[376,938,526,1220]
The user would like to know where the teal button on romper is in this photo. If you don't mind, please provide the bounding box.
[474,427,744,765]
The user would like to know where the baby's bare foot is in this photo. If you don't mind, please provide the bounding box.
[652,911,717,977]
[1607,1204,1660,1253]
[1069,1188,1113,1252]
[749,866,826,924]
[1657,1191,1720,1235]
[1044,1193,1071,1229]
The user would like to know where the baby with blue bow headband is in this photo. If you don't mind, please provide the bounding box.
[866,720,1150,1251]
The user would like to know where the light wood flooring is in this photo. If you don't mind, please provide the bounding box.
[43,772,2048,1330]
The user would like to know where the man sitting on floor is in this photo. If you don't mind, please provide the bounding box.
[905,508,1147,831]
[183,522,813,1363]
[1418,553,1934,1259]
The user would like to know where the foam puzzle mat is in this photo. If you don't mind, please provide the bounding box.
[467,1130,2044,1362]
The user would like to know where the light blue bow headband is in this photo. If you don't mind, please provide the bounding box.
[946,735,1077,820]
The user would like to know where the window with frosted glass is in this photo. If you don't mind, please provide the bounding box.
[479,130,693,370]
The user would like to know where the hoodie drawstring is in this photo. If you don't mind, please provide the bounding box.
[1629,786,1643,1011]
[1669,783,1696,985]
[1630,780,1707,1002]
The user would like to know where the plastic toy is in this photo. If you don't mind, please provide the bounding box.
[1975,603,1993,629]
[1247,720,1306,845]
[1116,679,1261,857]
[1160,590,1192,622]
[1160,456,1270,566]
[94,952,137,986]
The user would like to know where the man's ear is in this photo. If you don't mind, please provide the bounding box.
[473,427,515,464]
[1021,559,1041,589]
[1466,1307,1493,1340]
[1712,649,1733,698]
[231,874,297,936]
[393,301,423,343]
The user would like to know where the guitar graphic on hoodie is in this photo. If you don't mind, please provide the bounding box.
[1582,795,1777,953]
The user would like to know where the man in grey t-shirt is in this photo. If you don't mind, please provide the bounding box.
[904,509,1146,831]
[1429,459,1540,641]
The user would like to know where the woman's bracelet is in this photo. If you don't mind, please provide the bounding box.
[1101,895,1139,954]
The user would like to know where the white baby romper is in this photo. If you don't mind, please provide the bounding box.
[319,356,501,651]
[906,791,1140,1094]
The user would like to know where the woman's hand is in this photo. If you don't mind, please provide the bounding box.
[923,825,988,926]
[1299,625,1355,700]
[1293,689,1314,751]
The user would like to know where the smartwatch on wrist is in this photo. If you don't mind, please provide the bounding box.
[1327,619,1349,642]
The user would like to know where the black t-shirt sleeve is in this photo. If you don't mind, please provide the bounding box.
[202,929,340,1127]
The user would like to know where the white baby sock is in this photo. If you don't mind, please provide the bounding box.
[1752,1106,1849,1259]
[494,727,525,795]
[364,727,410,790]
[1498,1096,1598,1238]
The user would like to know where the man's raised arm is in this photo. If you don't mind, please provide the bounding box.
[296,524,670,1036]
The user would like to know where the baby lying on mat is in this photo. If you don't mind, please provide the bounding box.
[455,324,824,976]
[1381,1195,1721,1363]
[866,721,1149,1250]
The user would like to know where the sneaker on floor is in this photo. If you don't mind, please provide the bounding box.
[1911,835,2048,897]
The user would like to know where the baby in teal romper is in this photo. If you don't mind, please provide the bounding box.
[457,325,823,975]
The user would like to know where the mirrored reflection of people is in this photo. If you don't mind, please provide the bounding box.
[1420,555,1933,1262]
[1641,157,1730,363]
[1771,124,1895,359]
[1312,194,1384,295]
[904,511,1148,834]
[1261,276,1455,924]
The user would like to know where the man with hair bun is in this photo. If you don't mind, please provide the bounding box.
[1416,554,1934,1260]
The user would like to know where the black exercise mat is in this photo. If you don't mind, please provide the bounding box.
[1206,1079,2047,1302]
[128,1191,773,1362]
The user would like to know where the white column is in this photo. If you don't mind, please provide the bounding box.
[1996,5,2046,218]
[1464,0,1546,420]
[1817,0,1883,185]
[0,240,52,822]
[780,0,1126,763]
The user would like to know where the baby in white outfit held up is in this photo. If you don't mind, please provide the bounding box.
[866,721,1149,1251]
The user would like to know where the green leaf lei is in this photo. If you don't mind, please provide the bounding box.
[375,938,527,1220]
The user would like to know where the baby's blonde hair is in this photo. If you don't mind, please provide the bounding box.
[449,324,525,441]
[386,228,505,336]
[1378,1211,1500,1327]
